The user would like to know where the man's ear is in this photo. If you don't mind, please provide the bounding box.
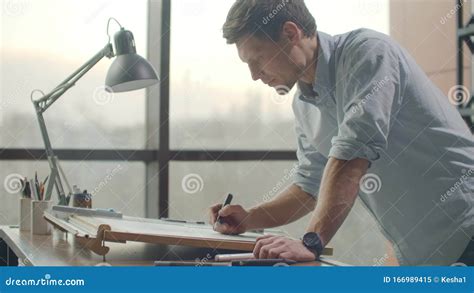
[281,21,301,45]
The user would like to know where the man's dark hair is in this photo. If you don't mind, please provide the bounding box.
[223,0,317,44]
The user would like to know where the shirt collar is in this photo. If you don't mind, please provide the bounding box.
[298,31,336,105]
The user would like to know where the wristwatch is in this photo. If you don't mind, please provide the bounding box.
[302,232,324,259]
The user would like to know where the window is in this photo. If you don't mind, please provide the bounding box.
[0,161,146,225]
[169,161,387,265]
[1,0,148,149]
[167,0,391,265]
[0,0,150,227]
[169,0,389,151]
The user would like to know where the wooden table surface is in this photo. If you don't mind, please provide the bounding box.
[0,225,346,267]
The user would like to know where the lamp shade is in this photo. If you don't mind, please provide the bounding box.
[105,28,159,93]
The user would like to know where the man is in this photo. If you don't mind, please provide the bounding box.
[209,0,474,266]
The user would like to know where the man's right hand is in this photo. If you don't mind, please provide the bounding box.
[208,203,250,235]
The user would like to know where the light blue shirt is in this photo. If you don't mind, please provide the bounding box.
[293,28,474,265]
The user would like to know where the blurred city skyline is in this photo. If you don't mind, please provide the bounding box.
[1,0,389,129]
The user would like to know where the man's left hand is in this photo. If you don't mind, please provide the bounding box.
[253,235,317,261]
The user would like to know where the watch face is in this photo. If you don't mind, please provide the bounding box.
[303,232,321,247]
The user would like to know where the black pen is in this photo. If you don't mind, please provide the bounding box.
[24,180,31,198]
[214,193,233,227]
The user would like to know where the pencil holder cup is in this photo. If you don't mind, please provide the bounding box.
[19,197,32,231]
[31,200,52,235]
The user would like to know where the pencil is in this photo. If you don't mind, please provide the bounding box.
[29,179,38,200]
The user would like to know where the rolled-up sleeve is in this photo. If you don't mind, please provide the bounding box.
[330,38,404,162]
[293,115,328,198]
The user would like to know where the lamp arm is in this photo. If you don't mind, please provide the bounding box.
[36,43,114,113]
[32,43,114,205]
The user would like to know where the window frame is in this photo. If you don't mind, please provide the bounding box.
[0,0,297,219]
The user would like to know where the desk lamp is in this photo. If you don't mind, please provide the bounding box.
[31,18,159,205]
